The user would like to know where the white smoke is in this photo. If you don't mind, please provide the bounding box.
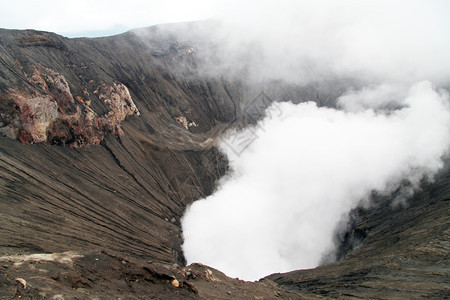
[181,0,450,281]
[182,81,450,281]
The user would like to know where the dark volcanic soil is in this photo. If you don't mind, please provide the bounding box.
[0,24,449,299]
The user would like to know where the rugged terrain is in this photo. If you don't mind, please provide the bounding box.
[0,23,449,299]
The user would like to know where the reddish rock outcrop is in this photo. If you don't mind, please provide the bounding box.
[2,65,139,146]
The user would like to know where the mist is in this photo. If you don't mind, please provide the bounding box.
[207,0,450,86]
[181,1,450,281]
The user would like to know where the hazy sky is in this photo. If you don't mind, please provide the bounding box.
[0,0,232,37]
[2,0,449,42]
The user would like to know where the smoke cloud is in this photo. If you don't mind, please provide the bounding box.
[181,0,450,281]
[183,82,450,280]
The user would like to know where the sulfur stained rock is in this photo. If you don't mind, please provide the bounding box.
[171,278,180,287]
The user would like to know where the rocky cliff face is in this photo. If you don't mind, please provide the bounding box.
[3,64,139,146]
[0,24,448,299]
[0,26,238,267]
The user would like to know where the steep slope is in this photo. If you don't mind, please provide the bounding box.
[0,24,449,299]
[0,26,236,265]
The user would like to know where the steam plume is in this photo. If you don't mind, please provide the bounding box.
[181,0,450,281]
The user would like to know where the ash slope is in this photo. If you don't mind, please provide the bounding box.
[0,25,449,299]
[0,24,238,266]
